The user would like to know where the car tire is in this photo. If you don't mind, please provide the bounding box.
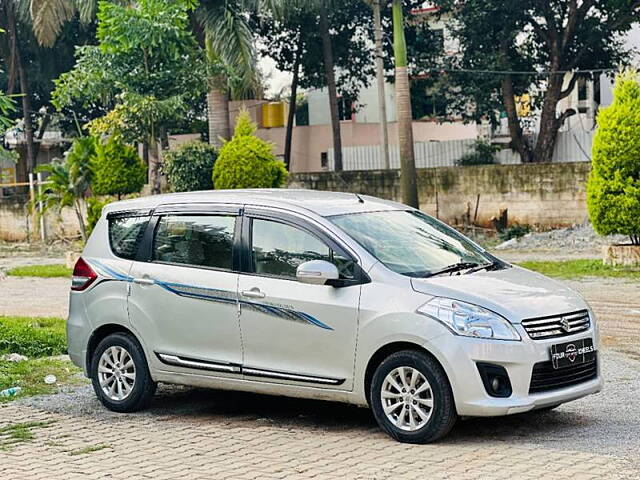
[370,350,457,444]
[90,332,156,413]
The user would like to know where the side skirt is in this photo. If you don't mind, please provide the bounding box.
[156,352,344,386]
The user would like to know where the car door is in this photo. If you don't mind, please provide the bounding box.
[127,205,243,376]
[237,208,364,390]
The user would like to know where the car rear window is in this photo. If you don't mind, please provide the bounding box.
[108,215,149,260]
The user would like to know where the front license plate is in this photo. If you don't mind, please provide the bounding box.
[550,338,596,369]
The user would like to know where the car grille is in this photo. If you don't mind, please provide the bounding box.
[529,354,598,394]
[520,310,590,340]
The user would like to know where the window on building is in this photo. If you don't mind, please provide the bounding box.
[338,97,353,121]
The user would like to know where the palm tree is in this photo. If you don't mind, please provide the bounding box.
[0,0,95,173]
[392,0,418,207]
[195,1,257,148]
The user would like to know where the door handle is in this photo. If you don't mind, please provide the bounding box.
[132,277,155,286]
[241,288,265,299]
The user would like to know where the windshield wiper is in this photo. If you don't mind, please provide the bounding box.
[423,262,480,278]
[464,261,498,274]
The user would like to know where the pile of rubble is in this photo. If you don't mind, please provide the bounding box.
[495,223,629,251]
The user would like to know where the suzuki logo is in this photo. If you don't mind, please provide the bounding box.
[565,344,578,362]
[560,318,571,332]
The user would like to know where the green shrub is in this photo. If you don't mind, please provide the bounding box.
[87,197,110,236]
[163,140,217,192]
[0,316,67,357]
[213,111,288,189]
[587,70,640,245]
[455,139,500,166]
[91,138,146,199]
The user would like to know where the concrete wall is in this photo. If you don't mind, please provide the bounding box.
[0,196,81,242]
[289,162,592,228]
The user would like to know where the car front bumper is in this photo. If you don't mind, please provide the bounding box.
[429,323,602,417]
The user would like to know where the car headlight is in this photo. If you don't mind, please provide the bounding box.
[417,297,521,341]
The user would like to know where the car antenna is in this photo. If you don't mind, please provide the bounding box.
[355,193,365,204]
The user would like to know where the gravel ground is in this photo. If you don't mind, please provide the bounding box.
[0,276,69,317]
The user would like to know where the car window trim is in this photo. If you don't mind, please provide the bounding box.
[240,208,369,285]
[107,211,153,260]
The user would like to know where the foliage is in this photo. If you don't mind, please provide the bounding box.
[7,264,71,277]
[52,0,205,144]
[498,224,531,242]
[213,111,287,189]
[519,259,640,280]
[587,70,640,245]
[436,0,640,163]
[0,358,85,403]
[455,139,500,166]
[91,138,146,198]
[65,136,96,195]
[163,140,217,192]
[86,196,109,236]
[254,1,374,103]
[0,316,67,357]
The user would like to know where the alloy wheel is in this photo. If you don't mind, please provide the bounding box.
[98,346,136,401]
[380,366,434,431]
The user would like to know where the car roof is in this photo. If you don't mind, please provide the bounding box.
[103,189,408,218]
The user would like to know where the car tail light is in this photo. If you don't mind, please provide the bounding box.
[71,257,98,291]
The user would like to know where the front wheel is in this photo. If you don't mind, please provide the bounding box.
[370,350,457,443]
[90,332,156,413]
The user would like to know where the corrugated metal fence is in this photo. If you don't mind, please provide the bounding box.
[328,130,594,171]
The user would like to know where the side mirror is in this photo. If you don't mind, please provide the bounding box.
[296,260,340,286]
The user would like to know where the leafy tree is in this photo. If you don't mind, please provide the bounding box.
[53,0,206,194]
[86,196,109,237]
[91,138,146,200]
[35,136,94,241]
[436,0,640,164]
[587,70,640,246]
[163,140,217,192]
[213,111,287,189]
[255,0,374,171]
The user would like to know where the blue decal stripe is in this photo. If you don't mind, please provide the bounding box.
[89,259,332,330]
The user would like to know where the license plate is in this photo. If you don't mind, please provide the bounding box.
[550,338,596,369]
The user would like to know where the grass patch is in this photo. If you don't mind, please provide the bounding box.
[519,259,640,279]
[7,264,71,278]
[0,316,67,357]
[0,357,86,402]
[69,444,111,456]
[0,420,56,450]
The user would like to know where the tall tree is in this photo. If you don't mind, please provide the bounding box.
[437,0,640,163]
[370,0,390,169]
[254,2,373,171]
[53,0,205,194]
[194,0,257,148]
[392,0,418,207]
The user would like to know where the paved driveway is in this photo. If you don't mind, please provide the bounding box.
[1,270,639,479]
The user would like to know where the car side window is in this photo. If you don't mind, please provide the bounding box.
[251,219,355,279]
[153,215,235,270]
[109,215,149,260]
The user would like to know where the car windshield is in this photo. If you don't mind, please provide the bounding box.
[329,210,494,277]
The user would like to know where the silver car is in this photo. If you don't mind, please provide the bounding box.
[68,189,602,443]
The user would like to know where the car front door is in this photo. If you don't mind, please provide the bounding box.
[237,209,363,390]
[128,206,243,376]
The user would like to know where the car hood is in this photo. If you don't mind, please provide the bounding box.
[410,265,588,323]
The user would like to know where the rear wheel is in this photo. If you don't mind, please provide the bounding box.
[370,350,457,443]
[90,332,156,412]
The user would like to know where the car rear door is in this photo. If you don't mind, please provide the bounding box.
[237,208,365,390]
[127,204,243,376]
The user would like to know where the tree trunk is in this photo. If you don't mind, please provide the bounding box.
[533,74,574,164]
[284,43,302,171]
[148,129,161,195]
[392,0,418,208]
[207,78,231,149]
[6,4,36,173]
[373,0,390,169]
[318,4,343,172]
[74,199,87,243]
[501,74,533,163]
